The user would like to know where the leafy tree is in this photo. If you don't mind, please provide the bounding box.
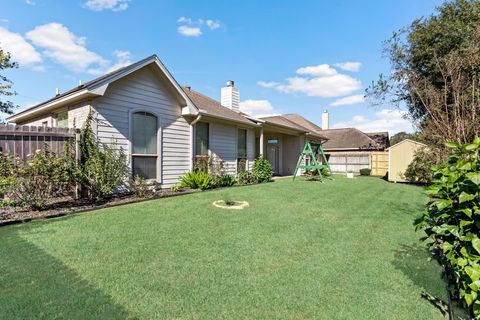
[389,131,420,146]
[0,48,18,115]
[367,0,480,147]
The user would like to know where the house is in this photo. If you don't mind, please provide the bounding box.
[387,139,427,182]
[317,111,389,173]
[7,55,327,187]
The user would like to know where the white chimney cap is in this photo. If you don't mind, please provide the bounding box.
[226,80,234,87]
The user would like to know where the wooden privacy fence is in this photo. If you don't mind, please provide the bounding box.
[0,124,79,161]
[370,151,389,177]
[327,152,371,173]
[327,151,389,175]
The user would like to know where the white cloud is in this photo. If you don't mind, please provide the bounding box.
[239,99,279,117]
[87,50,132,75]
[206,19,220,30]
[276,74,361,97]
[83,0,129,11]
[26,22,108,73]
[257,81,279,88]
[25,0,35,5]
[176,17,221,37]
[296,64,337,77]
[0,27,42,67]
[177,16,191,23]
[177,25,202,37]
[261,63,362,97]
[332,109,414,134]
[330,94,365,107]
[335,61,362,72]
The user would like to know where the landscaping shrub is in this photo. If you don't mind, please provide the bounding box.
[404,147,439,184]
[252,156,273,183]
[215,173,236,187]
[320,167,331,177]
[78,112,128,199]
[9,150,75,209]
[128,175,152,198]
[359,168,371,176]
[179,170,215,190]
[0,153,15,178]
[237,171,256,185]
[415,137,480,318]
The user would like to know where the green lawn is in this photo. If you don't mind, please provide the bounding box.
[0,176,446,319]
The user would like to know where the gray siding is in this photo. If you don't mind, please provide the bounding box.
[93,66,191,187]
[246,129,255,170]
[209,122,237,175]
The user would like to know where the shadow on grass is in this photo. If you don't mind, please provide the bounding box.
[0,226,133,320]
[392,243,451,317]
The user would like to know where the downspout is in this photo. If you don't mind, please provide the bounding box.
[190,114,203,170]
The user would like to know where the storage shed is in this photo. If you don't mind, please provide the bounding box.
[387,139,427,182]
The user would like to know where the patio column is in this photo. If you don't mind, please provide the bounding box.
[259,127,264,156]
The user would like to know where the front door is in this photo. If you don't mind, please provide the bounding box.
[266,144,279,175]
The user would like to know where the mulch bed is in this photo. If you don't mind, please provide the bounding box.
[0,188,198,227]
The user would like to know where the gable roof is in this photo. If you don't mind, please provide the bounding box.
[181,87,256,126]
[7,55,198,123]
[321,128,384,150]
[282,114,323,132]
[259,114,327,140]
[387,138,427,150]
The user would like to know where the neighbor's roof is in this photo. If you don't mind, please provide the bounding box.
[260,114,327,140]
[181,87,257,126]
[7,55,198,123]
[321,128,385,150]
[282,114,323,133]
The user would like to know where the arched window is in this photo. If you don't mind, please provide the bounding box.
[131,112,158,180]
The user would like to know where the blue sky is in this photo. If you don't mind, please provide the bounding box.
[1,0,445,134]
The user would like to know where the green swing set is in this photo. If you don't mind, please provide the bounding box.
[293,141,332,181]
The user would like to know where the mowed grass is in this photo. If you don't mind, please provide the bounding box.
[0,176,446,319]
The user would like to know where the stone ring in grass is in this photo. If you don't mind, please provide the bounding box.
[212,200,249,210]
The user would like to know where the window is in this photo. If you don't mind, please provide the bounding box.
[195,122,209,156]
[57,111,68,128]
[42,121,48,128]
[132,112,158,180]
[237,129,247,172]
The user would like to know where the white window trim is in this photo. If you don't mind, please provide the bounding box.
[128,109,162,183]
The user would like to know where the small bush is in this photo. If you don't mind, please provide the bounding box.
[320,167,331,177]
[9,150,75,209]
[359,168,371,176]
[215,174,236,187]
[0,153,15,178]
[237,171,256,185]
[78,111,128,199]
[128,175,152,198]
[179,170,215,190]
[415,138,480,318]
[404,147,437,184]
[171,183,182,192]
[252,156,273,183]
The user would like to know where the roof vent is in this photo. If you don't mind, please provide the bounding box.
[185,86,191,91]
[55,88,60,96]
